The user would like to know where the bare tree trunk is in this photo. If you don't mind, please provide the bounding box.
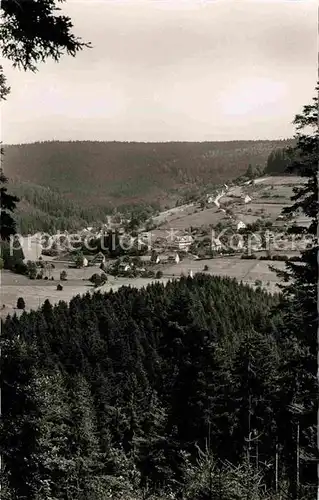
[247,394,252,466]
[275,436,279,494]
[296,421,300,500]
[316,30,319,500]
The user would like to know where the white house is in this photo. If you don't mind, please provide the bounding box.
[90,252,106,265]
[176,235,193,252]
[83,257,89,267]
[189,269,194,278]
[237,221,246,231]
[118,262,131,272]
[211,237,223,251]
[244,195,252,204]
[237,238,245,250]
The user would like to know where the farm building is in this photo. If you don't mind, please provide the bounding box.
[176,235,193,252]
[140,255,152,263]
[164,252,180,264]
[237,221,247,231]
[118,263,131,272]
[211,238,223,251]
[90,252,106,265]
[152,254,161,264]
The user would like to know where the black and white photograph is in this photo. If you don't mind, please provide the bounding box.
[0,0,318,498]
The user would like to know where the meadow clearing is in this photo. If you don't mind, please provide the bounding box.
[1,176,307,316]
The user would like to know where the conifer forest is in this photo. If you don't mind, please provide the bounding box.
[2,87,318,498]
[0,2,318,499]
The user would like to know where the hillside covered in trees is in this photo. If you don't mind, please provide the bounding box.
[264,148,290,176]
[1,275,316,499]
[4,140,293,208]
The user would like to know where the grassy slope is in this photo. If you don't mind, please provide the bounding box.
[3,139,293,209]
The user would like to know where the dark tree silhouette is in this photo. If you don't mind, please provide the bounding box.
[0,167,19,240]
[0,0,90,238]
[1,0,90,72]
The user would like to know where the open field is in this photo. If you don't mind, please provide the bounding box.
[253,176,307,185]
[151,203,196,225]
[161,256,285,292]
[1,175,308,316]
[234,202,290,218]
[148,175,307,235]
[156,206,226,231]
[1,255,287,318]
[0,269,171,318]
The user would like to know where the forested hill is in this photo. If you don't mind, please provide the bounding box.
[2,274,316,499]
[3,139,293,207]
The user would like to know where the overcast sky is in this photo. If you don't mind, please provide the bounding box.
[2,0,317,144]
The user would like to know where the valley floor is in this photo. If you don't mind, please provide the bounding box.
[0,256,285,317]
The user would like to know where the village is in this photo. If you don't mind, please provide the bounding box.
[1,174,312,317]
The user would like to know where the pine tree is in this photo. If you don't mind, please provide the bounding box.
[275,84,318,498]
[1,0,90,73]
[0,168,19,241]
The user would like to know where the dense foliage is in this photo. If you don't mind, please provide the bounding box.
[7,181,110,234]
[0,274,315,499]
[0,168,19,240]
[1,0,90,239]
[264,148,290,176]
[273,85,319,499]
[3,140,293,209]
[2,180,160,234]
[1,0,89,73]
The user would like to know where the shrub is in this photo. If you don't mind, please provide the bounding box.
[241,254,257,260]
[60,270,68,281]
[155,270,163,279]
[26,261,37,280]
[13,261,28,275]
[203,265,209,271]
[288,256,302,262]
[90,273,107,287]
[272,255,288,261]
[17,297,26,310]
[100,273,108,284]
[57,284,63,291]
[254,279,262,287]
